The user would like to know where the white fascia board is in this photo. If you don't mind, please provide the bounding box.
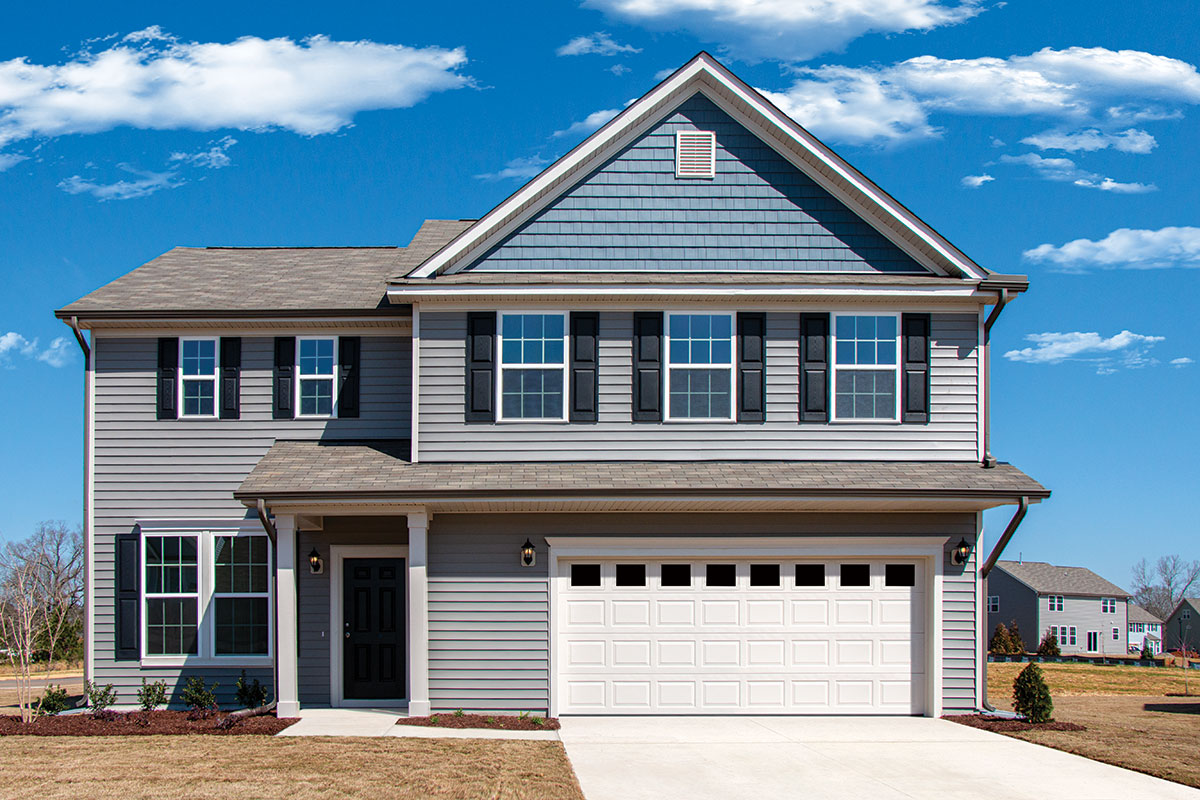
[545,535,948,557]
[387,284,981,300]
[406,53,987,282]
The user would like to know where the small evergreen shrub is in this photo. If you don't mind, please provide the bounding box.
[989,623,1014,655]
[181,676,219,716]
[235,671,269,709]
[1037,632,1061,657]
[84,680,118,719]
[454,708,465,717]
[1008,621,1027,654]
[1012,662,1053,723]
[1141,642,1156,661]
[36,685,72,716]
[137,678,168,713]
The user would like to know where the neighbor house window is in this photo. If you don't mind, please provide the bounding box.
[297,337,337,417]
[1048,595,1064,612]
[213,535,271,656]
[831,314,899,421]
[498,313,567,420]
[666,313,734,420]
[179,338,218,418]
[1112,627,1120,641]
[988,595,1000,613]
[1132,622,1144,633]
[1101,598,1116,613]
[144,535,199,656]
[1049,625,1075,646]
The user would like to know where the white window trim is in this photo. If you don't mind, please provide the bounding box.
[178,337,219,419]
[140,524,273,668]
[987,595,999,613]
[1048,595,1064,612]
[496,311,569,423]
[664,310,736,423]
[210,530,275,661]
[1112,627,1120,640]
[1101,597,1116,613]
[829,312,901,423]
[296,335,339,419]
[1086,630,1100,652]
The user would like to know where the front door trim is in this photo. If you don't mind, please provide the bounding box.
[329,545,409,708]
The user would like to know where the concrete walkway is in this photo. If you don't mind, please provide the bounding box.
[276,708,559,740]
[559,716,1200,800]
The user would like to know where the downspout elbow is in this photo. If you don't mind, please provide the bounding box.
[66,316,90,359]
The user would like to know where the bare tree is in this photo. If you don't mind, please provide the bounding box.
[1131,556,1200,620]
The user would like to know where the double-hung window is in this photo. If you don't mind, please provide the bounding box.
[665,313,734,421]
[987,595,1000,613]
[1048,595,1064,612]
[498,313,567,420]
[1101,598,1116,613]
[831,314,899,421]
[297,337,336,417]
[180,339,218,418]
[213,535,271,656]
[143,535,200,656]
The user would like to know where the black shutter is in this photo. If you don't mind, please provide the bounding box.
[115,532,140,660]
[465,312,496,423]
[570,312,599,423]
[338,337,361,418]
[632,312,663,422]
[902,313,931,423]
[737,313,766,423]
[219,337,241,420]
[273,337,295,420]
[799,313,829,423]
[156,338,178,420]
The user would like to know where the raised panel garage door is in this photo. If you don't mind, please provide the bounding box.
[557,559,926,714]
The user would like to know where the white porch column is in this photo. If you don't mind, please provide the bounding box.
[407,511,431,716]
[275,514,300,717]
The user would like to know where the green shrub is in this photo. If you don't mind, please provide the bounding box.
[84,680,117,718]
[1007,621,1027,654]
[1012,662,1053,723]
[36,685,72,716]
[1141,642,1156,660]
[989,623,1014,655]
[234,671,268,710]
[181,676,219,713]
[1037,631,1061,657]
[137,678,168,713]
[454,708,465,717]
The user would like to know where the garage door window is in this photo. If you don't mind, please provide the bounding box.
[840,563,870,587]
[571,564,601,587]
[706,564,736,587]
[885,564,916,587]
[616,564,646,587]
[795,563,825,586]
[660,563,691,587]
[750,564,780,587]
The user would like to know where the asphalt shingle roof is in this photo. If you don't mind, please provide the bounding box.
[995,560,1130,598]
[234,439,1049,501]
[1128,604,1164,625]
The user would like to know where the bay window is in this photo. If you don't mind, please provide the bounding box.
[666,313,734,420]
[831,314,899,421]
[297,337,336,417]
[498,313,567,420]
[180,338,218,418]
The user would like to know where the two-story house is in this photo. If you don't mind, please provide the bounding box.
[1128,605,1164,655]
[987,561,1129,655]
[1165,598,1199,654]
[56,53,1047,719]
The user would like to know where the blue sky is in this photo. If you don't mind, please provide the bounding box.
[1,1,1197,589]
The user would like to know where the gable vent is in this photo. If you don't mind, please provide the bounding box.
[675,130,716,178]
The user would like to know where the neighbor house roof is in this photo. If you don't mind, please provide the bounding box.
[55,219,472,320]
[1128,604,1164,625]
[1169,598,1200,620]
[995,561,1130,598]
[235,439,1049,505]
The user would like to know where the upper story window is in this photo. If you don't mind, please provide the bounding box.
[988,595,999,613]
[499,313,567,420]
[666,313,734,421]
[832,314,899,421]
[297,337,337,417]
[180,338,218,418]
[1048,595,1064,612]
[1101,598,1117,613]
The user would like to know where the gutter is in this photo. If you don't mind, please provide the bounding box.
[981,288,1011,468]
[978,495,1031,712]
[65,316,90,359]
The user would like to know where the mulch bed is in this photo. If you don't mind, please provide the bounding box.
[396,713,561,731]
[0,710,298,736]
[946,714,1086,733]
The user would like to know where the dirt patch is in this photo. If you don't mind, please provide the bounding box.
[946,714,1085,733]
[0,710,297,736]
[397,713,561,731]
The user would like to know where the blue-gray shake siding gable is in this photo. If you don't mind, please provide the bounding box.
[464,93,928,274]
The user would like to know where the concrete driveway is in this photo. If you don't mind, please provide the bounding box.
[559,716,1200,800]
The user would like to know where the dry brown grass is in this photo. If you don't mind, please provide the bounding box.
[0,735,584,800]
[0,679,84,710]
[988,661,1198,698]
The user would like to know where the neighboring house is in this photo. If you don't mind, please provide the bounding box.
[987,561,1130,655]
[1164,598,1200,653]
[55,53,1048,719]
[1127,604,1163,655]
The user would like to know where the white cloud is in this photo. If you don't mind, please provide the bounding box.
[0,152,26,171]
[122,25,177,44]
[609,64,631,76]
[757,47,1200,146]
[474,155,550,181]
[1021,127,1156,154]
[1172,357,1195,367]
[0,332,73,368]
[553,108,622,138]
[557,32,641,57]
[169,136,237,168]
[961,173,994,188]
[583,0,984,62]
[1004,330,1165,374]
[1023,226,1200,271]
[59,165,181,200]
[998,152,1156,194]
[0,32,469,151]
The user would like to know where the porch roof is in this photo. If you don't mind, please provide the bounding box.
[234,439,1048,510]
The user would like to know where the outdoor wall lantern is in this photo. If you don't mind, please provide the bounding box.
[520,539,536,568]
[309,548,324,574]
[950,538,972,566]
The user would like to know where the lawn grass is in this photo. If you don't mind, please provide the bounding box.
[988,660,1198,698]
[0,735,585,800]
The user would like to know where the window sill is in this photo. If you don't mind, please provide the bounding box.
[495,418,570,424]
[140,656,273,669]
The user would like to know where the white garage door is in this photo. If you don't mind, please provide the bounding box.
[556,559,926,714]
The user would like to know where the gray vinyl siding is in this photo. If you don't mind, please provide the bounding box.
[1164,601,1200,652]
[984,569,1039,653]
[1037,595,1128,655]
[465,93,926,274]
[418,310,979,462]
[91,334,411,702]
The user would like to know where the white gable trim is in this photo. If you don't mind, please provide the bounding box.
[406,53,988,282]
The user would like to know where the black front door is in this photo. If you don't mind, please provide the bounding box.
[344,558,405,700]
